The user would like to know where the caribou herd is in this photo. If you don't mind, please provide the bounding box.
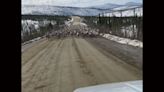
[45,27,100,40]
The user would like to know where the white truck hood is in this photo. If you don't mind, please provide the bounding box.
[74,80,142,92]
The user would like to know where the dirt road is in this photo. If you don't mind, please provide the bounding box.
[22,16,142,92]
[71,16,82,25]
[22,37,142,92]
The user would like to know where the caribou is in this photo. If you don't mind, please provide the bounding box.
[45,28,100,40]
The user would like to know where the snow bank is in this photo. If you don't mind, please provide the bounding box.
[30,37,42,42]
[80,23,87,26]
[22,37,42,45]
[102,33,143,48]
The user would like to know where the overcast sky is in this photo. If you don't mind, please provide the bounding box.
[22,0,142,7]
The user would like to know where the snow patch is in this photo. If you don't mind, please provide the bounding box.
[102,34,142,48]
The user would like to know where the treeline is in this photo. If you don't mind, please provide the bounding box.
[21,15,70,43]
[83,15,143,41]
[22,15,70,20]
[82,16,98,28]
[22,15,70,25]
[21,22,54,43]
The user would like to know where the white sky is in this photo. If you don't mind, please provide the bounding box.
[22,0,142,7]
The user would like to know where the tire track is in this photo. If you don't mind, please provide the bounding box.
[22,40,56,89]
[86,37,142,69]
[59,38,75,92]
[73,38,98,85]
[34,39,65,92]
[74,38,114,83]
[69,37,95,89]
[22,40,56,75]
[82,38,142,80]
[85,38,142,76]
[22,40,48,66]
[22,39,63,92]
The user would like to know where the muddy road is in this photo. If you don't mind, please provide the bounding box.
[22,37,142,92]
